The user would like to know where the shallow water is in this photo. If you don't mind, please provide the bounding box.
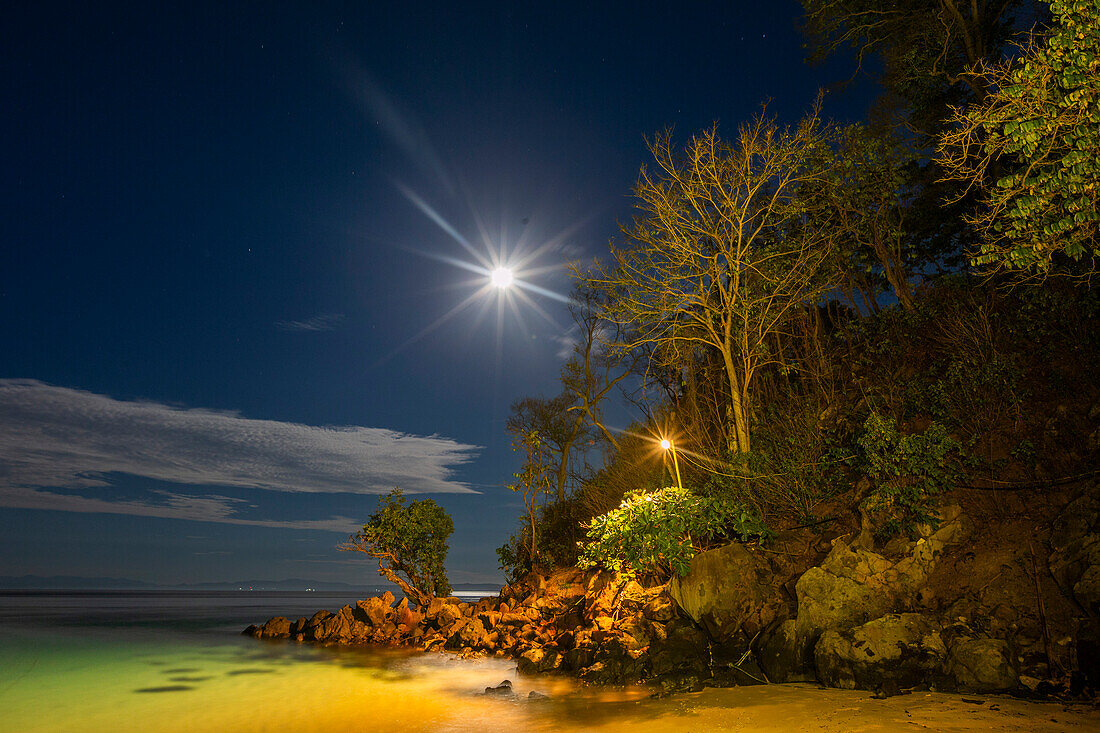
[2,592,1095,732]
[0,591,652,732]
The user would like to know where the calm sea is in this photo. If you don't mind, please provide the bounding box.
[1,591,1090,732]
[0,590,659,732]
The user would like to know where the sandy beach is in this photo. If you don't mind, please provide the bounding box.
[588,684,1100,733]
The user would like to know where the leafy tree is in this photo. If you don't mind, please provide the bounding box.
[507,429,555,565]
[581,105,843,453]
[802,0,1045,136]
[858,412,963,539]
[938,0,1100,275]
[577,486,771,579]
[815,124,923,311]
[338,488,453,608]
[559,282,640,452]
[507,393,589,504]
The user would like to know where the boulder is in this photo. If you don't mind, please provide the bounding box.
[356,597,389,628]
[478,610,501,630]
[758,619,815,683]
[518,646,562,674]
[260,616,291,638]
[315,608,351,640]
[946,637,1018,692]
[483,680,513,696]
[563,645,594,671]
[447,617,489,649]
[668,542,780,642]
[795,544,896,640]
[393,597,421,628]
[642,589,677,622]
[795,505,967,646]
[302,610,332,640]
[617,614,651,651]
[815,613,947,691]
[1049,485,1100,615]
[433,602,463,630]
[498,611,528,627]
[649,619,710,678]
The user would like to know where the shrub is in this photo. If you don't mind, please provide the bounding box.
[857,412,963,539]
[577,486,771,579]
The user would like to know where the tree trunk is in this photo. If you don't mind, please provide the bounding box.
[555,412,585,503]
[375,561,431,608]
[721,349,751,453]
[527,507,538,564]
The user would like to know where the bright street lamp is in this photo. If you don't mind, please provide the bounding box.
[660,438,683,491]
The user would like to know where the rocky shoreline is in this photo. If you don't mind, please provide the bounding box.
[246,497,1099,699]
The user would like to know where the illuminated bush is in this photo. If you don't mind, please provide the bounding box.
[577,486,771,579]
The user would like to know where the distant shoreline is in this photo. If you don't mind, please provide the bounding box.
[0,575,502,593]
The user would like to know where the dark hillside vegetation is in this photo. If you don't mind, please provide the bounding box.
[492,0,1099,695]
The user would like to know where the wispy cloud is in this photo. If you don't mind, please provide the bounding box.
[0,484,363,532]
[0,380,481,529]
[275,313,346,332]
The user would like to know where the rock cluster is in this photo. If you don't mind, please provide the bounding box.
[247,501,1092,696]
[246,569,719,691]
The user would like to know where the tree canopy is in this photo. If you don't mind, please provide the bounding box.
[802,0,1045,136]
[938,0,1099,275]
[339,488,453,608]
[581,106,842,453]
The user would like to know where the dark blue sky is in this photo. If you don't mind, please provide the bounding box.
[1,1,876,585]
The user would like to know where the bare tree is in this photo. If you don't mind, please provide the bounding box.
[559,283,640,452]
[507,393,589,504]
[581,106,843,453]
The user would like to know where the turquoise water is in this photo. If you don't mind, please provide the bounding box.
[0,592,652,732]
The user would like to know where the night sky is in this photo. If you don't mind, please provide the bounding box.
[1,2,876,586]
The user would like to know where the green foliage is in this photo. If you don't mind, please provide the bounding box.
[939,0,1100,273]
[577,486,771,579]
[343,488,453,601]
[810,123,923,310]
[496,494,588,583]
[802,0,1038,138]
[694,405,849,525]
[495,537,527,585]
[857,413,963,539]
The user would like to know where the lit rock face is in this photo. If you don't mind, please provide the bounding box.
[244,567,721,691]
[945,636,1018,693]
[760,504,968,684]
[815,613,948,690]
[796,504,968,643]
[668,542,781,643]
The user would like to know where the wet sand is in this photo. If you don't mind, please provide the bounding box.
[601,683,1100,733]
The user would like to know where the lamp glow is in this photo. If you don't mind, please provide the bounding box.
[490,267,514,289]
[659,437,683,490]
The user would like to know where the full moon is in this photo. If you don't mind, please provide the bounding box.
[490,267,514,289]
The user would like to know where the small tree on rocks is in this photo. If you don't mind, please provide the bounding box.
[339,488,453,608]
